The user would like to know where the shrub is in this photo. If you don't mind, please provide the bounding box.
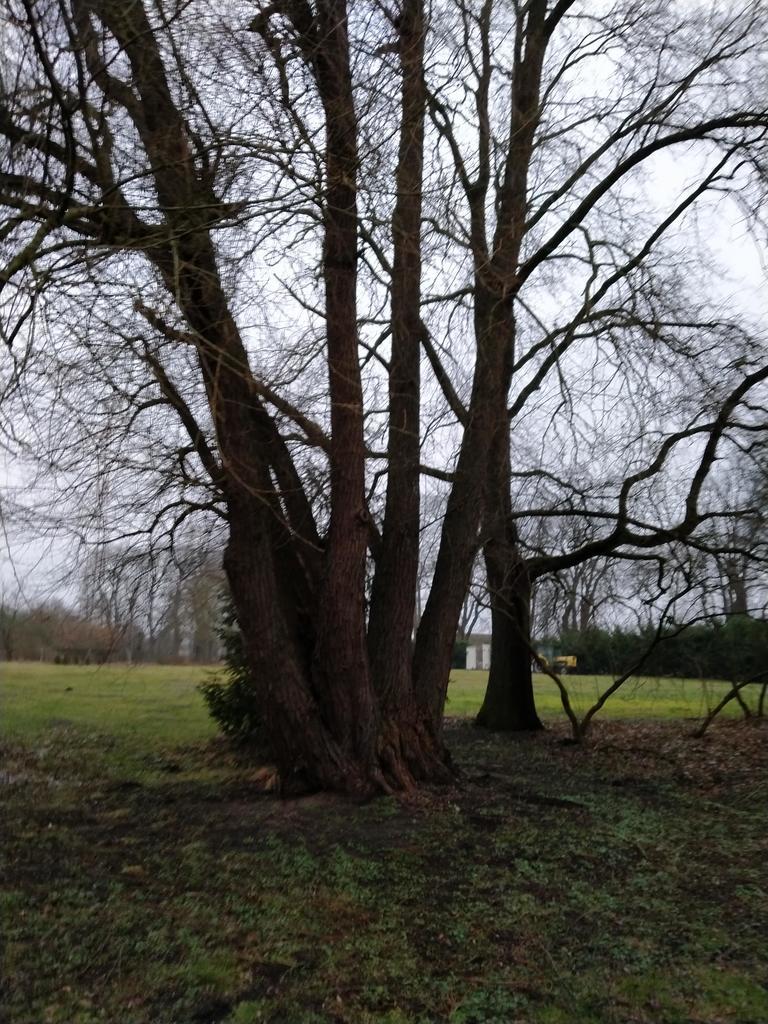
[452,640,468,669]
[558,616,768,681]
[199,598,263,742]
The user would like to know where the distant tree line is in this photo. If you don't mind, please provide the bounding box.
[1,541,226,664]
[0,592,225,665]
[554,616,768,683]
[0,602,116,664]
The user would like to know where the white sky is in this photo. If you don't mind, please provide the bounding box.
[2,1,767,609]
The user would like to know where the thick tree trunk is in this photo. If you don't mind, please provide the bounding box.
[476,542,543,731]
[476,425,543,732]
[368,0,426,711]
[226,487,449,794]
[84,0,453,793]
[224,498,363,794]
[562,594,576,634]
[308,0,378,770]
[231,3,449,793]
[367,2,452,787]
[472,2,550,734]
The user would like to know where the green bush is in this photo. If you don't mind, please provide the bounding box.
[558,615,768,681]
[199,599,263,742]
[452,640,468,669]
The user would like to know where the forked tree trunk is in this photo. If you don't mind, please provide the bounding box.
[230,0,451,795]
[226,488,451,794]
[78,0,467,794]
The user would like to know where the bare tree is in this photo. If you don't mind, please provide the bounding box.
[418,0,768,729]
[80,538,224,662]
[2,0,768,790]
[0,0,455,793]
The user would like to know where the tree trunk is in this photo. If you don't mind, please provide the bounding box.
[412,290,511,732]
[224,497,364,794]
[64,0,456,794]
[368,0,426,712]
[226,489,452,794]
[451,0,550,734]
[579,592,594,633]
[307,0,379,771]
[227,5,449,794]
[727,560,748,616]
[562,593,576,634]
[476,544,543,731]
[476,427,543,732]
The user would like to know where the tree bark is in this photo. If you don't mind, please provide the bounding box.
[368,0,426,712]
[476,543,543,731]
[413,286,511,731]
[307,0,379,771]
[244,0,449,792]
[224,496,360,793]
[474,0,550,733]
[476,422,543,731]
[90,0,384,794]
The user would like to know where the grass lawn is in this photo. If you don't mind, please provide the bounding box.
[446,669,759,721]
[2,662,767,1023]
[0,661,218,747]
[1,662,757,751]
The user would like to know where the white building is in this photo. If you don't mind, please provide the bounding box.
[464,634,492,670]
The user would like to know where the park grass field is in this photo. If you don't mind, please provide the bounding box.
[0,661,218,746]
[445,669,756,722]
[2,661,767,1024]
[1,661,757,748]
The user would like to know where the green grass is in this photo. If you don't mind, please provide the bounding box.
[2,662,767,1022]
[1,663,754,753]
[2,714,766,1024]
[447,669,757,721]
[0,661,217,745]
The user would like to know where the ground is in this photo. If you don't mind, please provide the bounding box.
[2,662,758,740]
[1,663,766,1024]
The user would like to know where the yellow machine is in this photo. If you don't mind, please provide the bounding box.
[552,655,577,674]
[536,649,578,674]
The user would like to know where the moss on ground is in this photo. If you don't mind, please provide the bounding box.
[2,715,766,1024]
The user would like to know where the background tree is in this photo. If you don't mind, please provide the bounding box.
[79,538,224,662]
[416,0,768,729]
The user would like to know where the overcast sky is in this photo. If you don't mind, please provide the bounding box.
[2,1,767,611]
